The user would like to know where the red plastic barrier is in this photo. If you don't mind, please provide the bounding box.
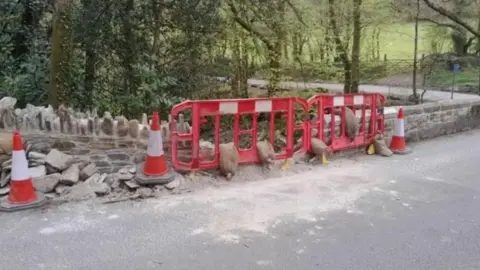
[170,97,309,171]
[307,93,385,152]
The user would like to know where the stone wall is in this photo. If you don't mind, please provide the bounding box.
[1,97,480,174]
[384,99,480,143]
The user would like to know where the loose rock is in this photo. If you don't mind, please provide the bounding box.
[55,184,71,195]
[60,164,80,186]
[85,173,102,184]
[45,149,74,171]
[80,163,97,180]
[124,179,140,189]
[33,173,61,193]
[165,178,180,190]
[94,183,110,196]
[136,187,153,198]
[0,186,9,196]
[28,165,47,178]
[310,138,328,163]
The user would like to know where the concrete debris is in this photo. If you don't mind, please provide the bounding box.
[33,173,61,193]
[60,164,80,186]
[0,186,9,196]
[55,184,71,196]
[124,179,140,189]
[80,163,97,180]
[45,149,74,171]
[0,170,10,188]
[116,172,134,181]
[165,178,180,190]
[85,173,102,184]
[29,165,47,179]
[94,183,110,196]
[136,187,153,198]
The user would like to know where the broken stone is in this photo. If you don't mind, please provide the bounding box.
[85,173,102,184]
[51,139,76,151]
[116,172,134,181]
[28,151,47,160]
[94,183,110,196]
[80,163,97,180]
[55,184,71,195]
[98,173,107,184]
[28,165,47,178]
[0,186,9,196]
[136,187,153,198]
[33,173,61,193]
[124,179,140,189]
[45,149,74,171]
[0,171,11,187]
[165,178,180,190]
[60,164,80,186]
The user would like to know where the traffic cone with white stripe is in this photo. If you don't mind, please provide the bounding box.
[135,112,175,185]
[0,131,45,212]
[389,107,411,155]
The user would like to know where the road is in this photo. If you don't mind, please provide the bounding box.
[246,79,480,101]
[1,130,480,270]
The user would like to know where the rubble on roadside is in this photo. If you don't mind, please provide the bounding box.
[0,138,188,204]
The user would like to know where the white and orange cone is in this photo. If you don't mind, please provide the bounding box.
[389,107,411,155]
[136,112,175,185]
[0,131,46,212]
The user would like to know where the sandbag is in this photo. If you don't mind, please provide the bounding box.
[344,107,358,142]
[309,138,328,163]
[219,142,239,180]
[256,140,275,169]
[334,107,358,142]
[374,134,393,157]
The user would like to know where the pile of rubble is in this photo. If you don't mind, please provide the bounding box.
[0,139,183,203]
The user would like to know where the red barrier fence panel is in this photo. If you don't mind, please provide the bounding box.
[170,97,309,171]
[307,93,385,152]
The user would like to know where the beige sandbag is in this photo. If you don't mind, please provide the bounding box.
[0,133,13,155]
[219,142,239,180]
[334,107,358,142]
[309,138,328,164]
[344,107,358,142]
[256,140,275,169]
[374,134,393,157]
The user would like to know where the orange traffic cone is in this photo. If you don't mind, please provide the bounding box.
[135,112,175,185]
[0,131,46,212]
[389,107,411,155]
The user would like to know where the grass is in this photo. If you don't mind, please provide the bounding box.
[367,23,449,60]
[425,68,480,87]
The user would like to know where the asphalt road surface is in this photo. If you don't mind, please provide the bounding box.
[2,130,480,270]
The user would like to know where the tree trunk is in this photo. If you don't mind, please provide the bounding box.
[49,0,73,108]
[82,0,97,110]
[328,0,351,93]
[350,0,362,93]
[412,0,420,103]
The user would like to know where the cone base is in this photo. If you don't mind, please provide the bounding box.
[392,147,412,155]
[136,162,175,186]
[0,191,46,212]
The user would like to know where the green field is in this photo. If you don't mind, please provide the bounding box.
[362,23,449,60]
[425,68,480,86]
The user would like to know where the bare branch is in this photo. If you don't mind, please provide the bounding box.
[422,0,480,37]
